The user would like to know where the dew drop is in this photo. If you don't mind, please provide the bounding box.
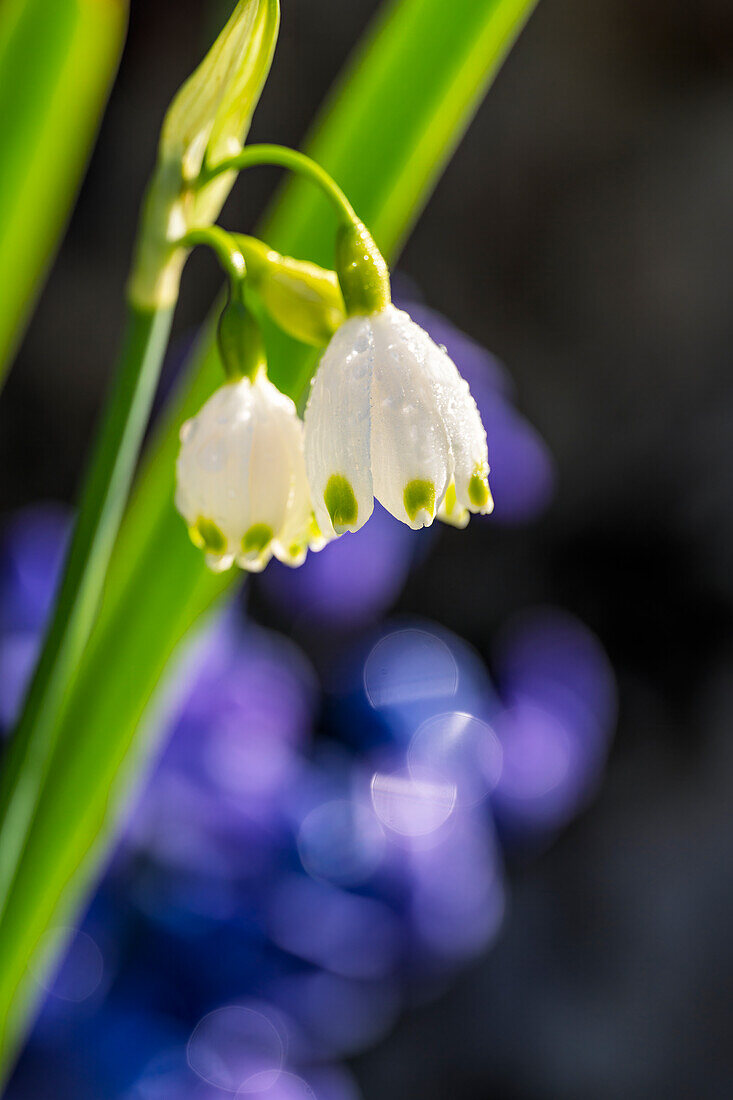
[198,440,227,472]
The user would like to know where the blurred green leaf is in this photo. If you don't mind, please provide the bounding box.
[0,0,128,385]
[0,0,538,1078]
[0,0,280,1074]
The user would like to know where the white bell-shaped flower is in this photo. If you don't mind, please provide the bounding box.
[176,373,323,573]
[304,303,493,536]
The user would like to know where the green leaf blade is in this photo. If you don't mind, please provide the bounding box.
[0,0,128,384]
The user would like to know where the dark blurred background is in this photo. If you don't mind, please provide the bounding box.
[2,0,733,1096]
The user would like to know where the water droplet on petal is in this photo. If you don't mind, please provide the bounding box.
[198,440,227,472]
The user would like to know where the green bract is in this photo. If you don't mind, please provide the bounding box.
[128,0,279,310]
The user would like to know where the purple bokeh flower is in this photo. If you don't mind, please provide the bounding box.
[1,482,614,1100]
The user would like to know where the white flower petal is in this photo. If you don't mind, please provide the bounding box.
[304,314,374,537]
[272,397,325,566]
[244,375,297,547]
[369,306,451,528]
[437,481,470,528]
[175,380,255,557]
[440,370,492,514]
[176,374,318,573]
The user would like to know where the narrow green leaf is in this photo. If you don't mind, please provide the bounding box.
[0,0,538,1078]
[0,0,128,385]
[0,0,281,1073]
[0,303,174,917]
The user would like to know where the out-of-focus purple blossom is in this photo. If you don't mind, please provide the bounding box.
[266,874,401,980]
[259,502,419,630]
[0,505,69,632]
[327,618,500,750]
[405,811,506,963]
[123,614,319,877]
[491,608,617,840]
[0,504,615,1100]
[0,631,40,729]
[0,505,69,733]
[266,970,400,1062]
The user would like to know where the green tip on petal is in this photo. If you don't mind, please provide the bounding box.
[241,522,273,556]
[443,482,458,516]
[189,517,227,554]
[324,474,358,532]
[403,479,435,523]
[308,512,323,541]
[468,467,491,509]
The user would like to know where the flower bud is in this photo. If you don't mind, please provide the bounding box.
[128,0,279,309]
[235,236,346,346]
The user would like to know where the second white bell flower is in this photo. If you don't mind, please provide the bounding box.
[176,373,322,573]
[304,304,493,536]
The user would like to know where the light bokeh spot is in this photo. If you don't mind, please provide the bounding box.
[29,926,104,1003]
[187,1003,285,1092]
[370,770,456,837]
[408,711,502,807]
[363,629,458,709]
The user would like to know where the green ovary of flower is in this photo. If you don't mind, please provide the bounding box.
[189,517,227,554]
[324,474,358,530]
[241,523,273,556]
[403,479,435,522]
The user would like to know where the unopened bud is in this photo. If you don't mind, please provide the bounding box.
[235,236,346,346]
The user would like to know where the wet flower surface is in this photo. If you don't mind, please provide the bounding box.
[304,305,493,536]
[176,374,323,573]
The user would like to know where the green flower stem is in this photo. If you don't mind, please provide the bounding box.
[179,226,247,288]
[0,303,173,929]
[197,143,359,229]
[198,145,391,316]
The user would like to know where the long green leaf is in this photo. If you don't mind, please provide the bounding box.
[0,0,128,385]
[0,0,280,1075]
[0,0,538,1078]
